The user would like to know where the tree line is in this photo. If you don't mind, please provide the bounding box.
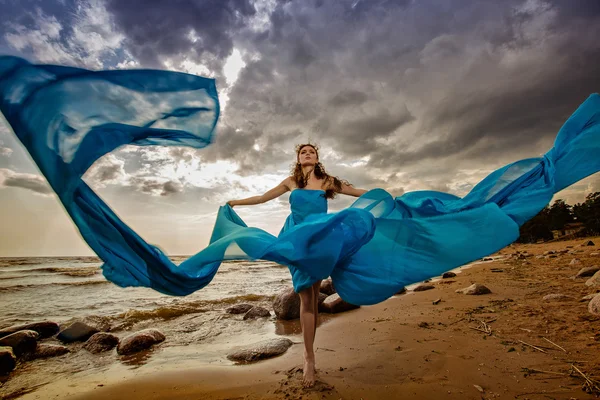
[518,192,600,243]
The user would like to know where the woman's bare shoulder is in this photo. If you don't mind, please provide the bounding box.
[282,176,296,190]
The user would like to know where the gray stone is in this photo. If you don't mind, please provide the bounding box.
[542,294,573,301]
[413,284,435,292]
[30,344,69,359]
[273,288,301,320]
[0,321,59,339]
[320,293,359,314]
[585,271,600,287]
[580,293,600,302]
[442,272,457,278]
[456,284,492,295]
[589,295,600,316]
[57,321,99,343]
[243,306,271,320]
[320,279,336,296]
[227,338,293,363]
[0,346,16,375]
[576,265,600,278]
[84,332,119,354]
[226,304,253,314]
[0,330,39,357]
[117,329,165,355]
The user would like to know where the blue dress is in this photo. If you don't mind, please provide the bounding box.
[1,56,600,306]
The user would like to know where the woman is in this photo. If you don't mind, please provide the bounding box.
[3,57,600,390]
[227,143,367,387]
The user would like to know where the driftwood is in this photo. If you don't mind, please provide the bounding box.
[570,364,600,394]
[518,340,547,353]
[542,337,567,353]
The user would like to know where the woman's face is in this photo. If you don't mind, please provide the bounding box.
[298,145,318,166]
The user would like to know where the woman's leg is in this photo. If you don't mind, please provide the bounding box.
[299,285,318,387]
[311,280,322,340]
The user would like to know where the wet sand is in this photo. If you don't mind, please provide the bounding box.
[19,237,600,400]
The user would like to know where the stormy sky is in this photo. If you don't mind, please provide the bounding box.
[0,0,599,256]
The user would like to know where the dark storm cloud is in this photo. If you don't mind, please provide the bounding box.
[0,0,77,33]
[366,11,600,168]
[329,90,368,108]
[549,0,600,17]
[105,0,256,66]
[218,0,600,179]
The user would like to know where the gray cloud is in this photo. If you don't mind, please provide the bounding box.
[0,168,52,195]
[3,0,599,202]
[328,90,368,108]
[219,0,600,198]
[105,0,256,68]
[129,177,183,197]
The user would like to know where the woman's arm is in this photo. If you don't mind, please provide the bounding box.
[338,181,368,197]
[227,177,291,207]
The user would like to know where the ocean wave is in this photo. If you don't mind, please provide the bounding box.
[0,280,110,292]
[112,294,276,325]
[0,266,100,277]
[0,275,22,281]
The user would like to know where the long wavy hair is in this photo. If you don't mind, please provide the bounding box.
[291,143,350,199]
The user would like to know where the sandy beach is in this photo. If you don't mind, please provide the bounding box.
[8,238,600,400]
[7,236,592,400]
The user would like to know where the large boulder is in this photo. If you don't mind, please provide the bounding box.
[273,288,301,320]
[320,279,336,296]
[30,344,69,360]
[227,338,293,363]
[117,329,165,355]
[456,284,492,295]
[0,330,39,357]
[57,321,99,343]
[0,321,59,339]
[576,266,600,278]
[442,272,457,279]
[589,295,600,316]
[84,332,120,354]
[320,294,359,314]
[586,271,600,287]
[0,346,16,375]
[243,306,271,320]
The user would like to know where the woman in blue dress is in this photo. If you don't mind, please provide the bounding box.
[2,55,600,388]
[227,143,368,387]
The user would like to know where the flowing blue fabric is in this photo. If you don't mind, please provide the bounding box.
[1,56,600,306]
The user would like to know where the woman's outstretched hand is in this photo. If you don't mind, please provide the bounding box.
[226,200,236,208]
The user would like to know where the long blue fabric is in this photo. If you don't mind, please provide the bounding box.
[1,56,599,305]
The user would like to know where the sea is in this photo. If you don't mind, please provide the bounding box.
[0,256,306,398]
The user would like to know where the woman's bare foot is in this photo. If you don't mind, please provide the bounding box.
[303,354,316,388]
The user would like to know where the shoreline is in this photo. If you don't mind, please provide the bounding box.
[9,236,600,400]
